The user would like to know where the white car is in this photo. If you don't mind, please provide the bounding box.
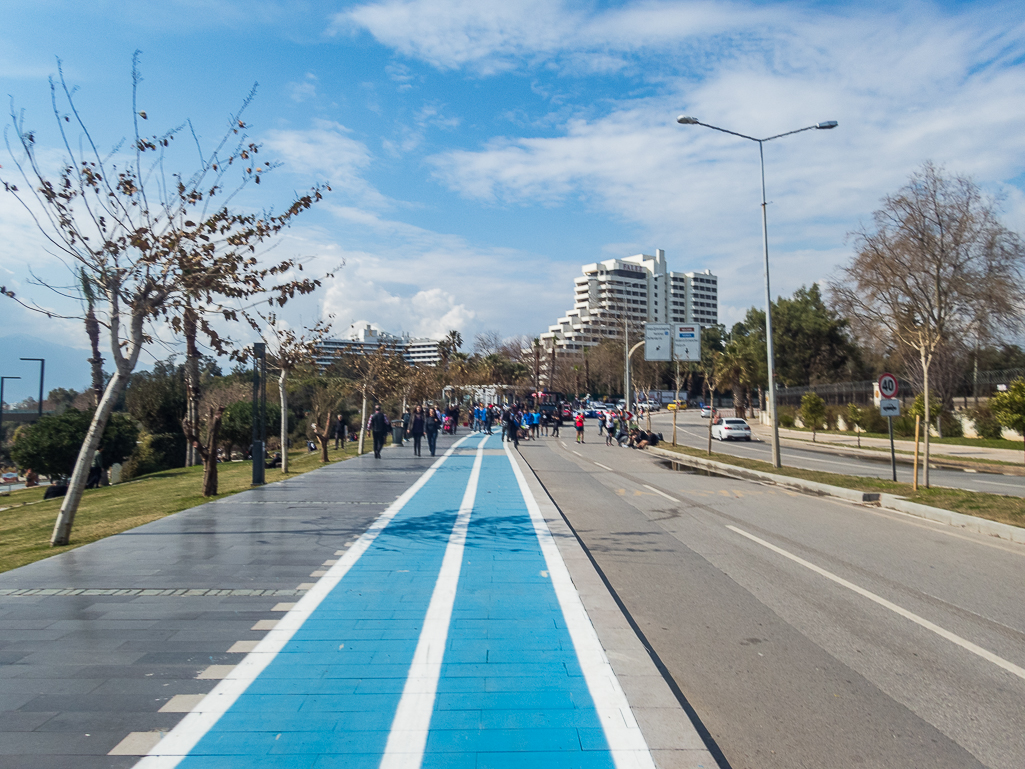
[700,406,713,418]
[712,418,752,441]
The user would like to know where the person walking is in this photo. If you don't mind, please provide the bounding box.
[408,405,426,457]
[425,407,442,457]
[575,411,585,444]
[369,405,390,459]
[605,411,616,446]
[552,408,561,438]
[334,414,346,449]
[505,407,519,448]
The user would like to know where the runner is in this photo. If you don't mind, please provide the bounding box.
[575,411,585,444]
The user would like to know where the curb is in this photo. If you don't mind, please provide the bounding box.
[649,446,1025,545]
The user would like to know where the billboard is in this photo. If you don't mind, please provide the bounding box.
[644,324,672,361]
[673,324,701,362]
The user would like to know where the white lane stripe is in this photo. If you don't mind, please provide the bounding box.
[594,462,615,471]
[504,441,657,769]
[380,436,487,768]
[133,434,478,769]
[642,484,680,502]
[573,450,583,457]
[727,525,1025,682]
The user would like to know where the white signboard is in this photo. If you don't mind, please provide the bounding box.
[879,398,901,417]
[672,324,701,362]
[644,323,673,361]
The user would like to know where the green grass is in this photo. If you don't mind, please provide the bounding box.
[659,443,1025,530]
[0,443,361,575]
[778,434,1023,469]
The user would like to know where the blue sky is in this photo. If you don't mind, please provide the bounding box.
[2,0,1025,400]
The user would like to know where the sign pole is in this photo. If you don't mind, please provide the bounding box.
[888,415,896,482]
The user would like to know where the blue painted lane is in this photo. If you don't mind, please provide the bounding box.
[171,437,487,769]
[422,443,616,769]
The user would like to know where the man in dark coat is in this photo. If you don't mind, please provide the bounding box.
[369,405,391,459]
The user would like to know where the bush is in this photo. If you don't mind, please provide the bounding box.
[221,400,282,454]
[777,405,796,428]
[799,392,826,437]
[824,405,843,431]
[10,409,139,479]
[970,406,1004,440]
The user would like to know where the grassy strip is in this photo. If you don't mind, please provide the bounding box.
[658,443,1025,530]
[0,443,361,575]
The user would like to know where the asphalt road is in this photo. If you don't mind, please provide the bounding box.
[646,410,1025,498]
[519,435,1025,769]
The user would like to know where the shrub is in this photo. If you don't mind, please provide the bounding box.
[799,393,826,439]
[777,405,796,428]
[10,409,139,479]
[121,432,186,481]
[970,406,1004,440]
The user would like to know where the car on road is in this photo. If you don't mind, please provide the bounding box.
[666,400,686,410]
[712,417,752,441]
[700,406,713,418]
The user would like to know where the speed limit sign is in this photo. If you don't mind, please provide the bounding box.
[878,372,899,399]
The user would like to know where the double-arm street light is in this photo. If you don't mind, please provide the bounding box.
[676,115,838,468]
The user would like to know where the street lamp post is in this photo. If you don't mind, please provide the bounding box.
[676,115,838,468]
[20,358,45,419]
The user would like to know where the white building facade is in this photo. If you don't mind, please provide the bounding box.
[540,249,718,353]
[316,325,443,367]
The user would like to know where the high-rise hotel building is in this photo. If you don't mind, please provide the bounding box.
[540,249,718,353]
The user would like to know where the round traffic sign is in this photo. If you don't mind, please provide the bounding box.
[878,373,899,399]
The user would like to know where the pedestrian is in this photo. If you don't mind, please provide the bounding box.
[401,407,411,436]
[369,404,390,459]
[505,407,519,448]
[409,405,426,457]
[575,411,585,443]
[552,409,561,438]
[605,411,616,446]
[334,413,346,449]
[426,407,442,456]
[485,405,494,435]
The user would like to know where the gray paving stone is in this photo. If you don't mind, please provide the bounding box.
[0,711,56,731]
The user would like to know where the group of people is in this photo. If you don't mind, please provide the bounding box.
[363,401,662,458]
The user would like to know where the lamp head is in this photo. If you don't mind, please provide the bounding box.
[816,120,838,129]
[676,115,699,125]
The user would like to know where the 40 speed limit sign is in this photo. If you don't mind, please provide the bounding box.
[878,372,899,399]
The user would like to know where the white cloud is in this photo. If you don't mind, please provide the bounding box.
[263,119,388,206]
[288,73,318,102]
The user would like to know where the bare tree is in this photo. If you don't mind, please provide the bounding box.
[1,56,328,545]
[831,163,1024,486]
[262,313,333,473]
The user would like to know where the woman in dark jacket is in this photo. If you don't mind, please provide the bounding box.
[425,407,442,457]
[408,405,426,457]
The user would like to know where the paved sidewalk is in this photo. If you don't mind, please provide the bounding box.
[1,432,710,768]
[749,423,1023,464]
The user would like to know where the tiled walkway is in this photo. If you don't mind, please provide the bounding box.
[134,434,654,768]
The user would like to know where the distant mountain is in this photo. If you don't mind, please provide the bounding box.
[0,334,94,400]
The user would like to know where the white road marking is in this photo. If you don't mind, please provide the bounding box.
[642,484,680,503]
[595,462,615,471]
[133,434,479,769]
[505,441,657,769]
[380,438,486,768]
[573,450,583,457]
[727,525,1025,682]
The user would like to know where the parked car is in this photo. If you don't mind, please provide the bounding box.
[667,400,687,410]
[700,406,713,418]
[711,417,752,441]
[0,472,19,485]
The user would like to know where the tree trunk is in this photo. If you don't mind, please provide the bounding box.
[183,311,201,467]
[51,309,146,547]
[317,432,329,463]
[358,392,367,455]
[279,368,289,474]
[201,407,225,497]
[85,304,104,408]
